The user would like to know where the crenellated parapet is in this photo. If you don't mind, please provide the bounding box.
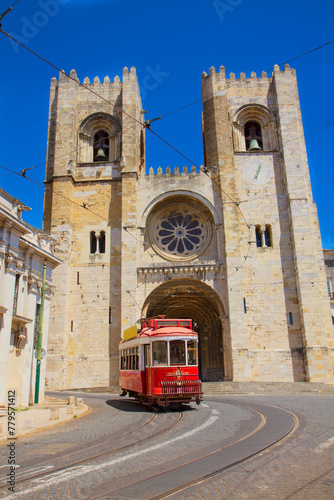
[56,67,129,87]
[202,63,295,87]
[144,165,203,178]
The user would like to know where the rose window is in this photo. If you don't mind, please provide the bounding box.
[149,204,212,261]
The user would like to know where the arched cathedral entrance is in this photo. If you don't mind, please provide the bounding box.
[142,280,226,381]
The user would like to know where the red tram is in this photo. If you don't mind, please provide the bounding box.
[119,316,203,406]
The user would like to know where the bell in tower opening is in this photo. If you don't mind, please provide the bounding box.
[245,121,262,150]
[94,129,110,161]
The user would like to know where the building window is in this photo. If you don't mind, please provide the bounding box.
[99,231,106,254]
[245,121,263,151]
[255,225,262,247]
[148,201,213,261]
[255,225,272,248]
[327,280,332,299]
[93,130,109,162]
[232,104,278,152]
[90,231,106,254]
[78,112,121,164]
[264,225,272,247]
[289,312,293,325]
[13,274,20,314]
[90,231,97,254]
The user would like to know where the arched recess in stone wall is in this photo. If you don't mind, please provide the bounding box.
[142,279,231,381]
[232,104,278,152]
[77,112,121,163]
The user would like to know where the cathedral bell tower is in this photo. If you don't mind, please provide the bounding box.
[43,67,145,389]
[202,64,333,383]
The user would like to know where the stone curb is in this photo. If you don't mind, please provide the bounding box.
[0,397,91,443]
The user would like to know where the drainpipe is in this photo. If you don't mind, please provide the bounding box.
[34,261,46,404]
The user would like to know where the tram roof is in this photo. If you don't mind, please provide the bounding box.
[139,326,197,337]
[120,326,198,344]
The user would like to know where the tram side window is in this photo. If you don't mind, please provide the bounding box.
[120,350,127,370]
[152,341,168,366]
[120,347,139,370]
[145,345,151,367]
[187,340,198,365]
[170,340,186,365]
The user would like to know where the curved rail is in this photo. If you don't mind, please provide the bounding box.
[0,404,183,493]
[89,399,299,500]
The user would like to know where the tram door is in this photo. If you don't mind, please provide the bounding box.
[144,344,152,395]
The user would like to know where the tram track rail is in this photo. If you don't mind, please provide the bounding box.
[87,399,300,500]
[150,400,300,500]
[0,403,184,493]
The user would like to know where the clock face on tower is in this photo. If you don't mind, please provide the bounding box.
[244,159,273,185]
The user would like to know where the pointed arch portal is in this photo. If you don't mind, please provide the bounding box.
[142,280,226,381]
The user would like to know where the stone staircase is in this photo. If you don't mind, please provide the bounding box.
[39,395,68,407]
[202,382,334,396]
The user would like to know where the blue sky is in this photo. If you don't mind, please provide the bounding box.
[0,0,333,246]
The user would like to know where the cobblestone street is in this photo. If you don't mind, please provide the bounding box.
[173,396,334,500]
[0,392,332,499]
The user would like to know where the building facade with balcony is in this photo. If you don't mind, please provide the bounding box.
[0,188,61,406]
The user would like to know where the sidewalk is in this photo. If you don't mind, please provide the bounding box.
[0,395,89,443]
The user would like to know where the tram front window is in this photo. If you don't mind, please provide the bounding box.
[152,341,168,366]
[187,340,198,365]
[170,340,186,365]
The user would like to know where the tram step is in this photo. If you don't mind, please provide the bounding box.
[202,381,334,395]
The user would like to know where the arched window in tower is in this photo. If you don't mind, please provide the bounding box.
[90,231,97,253]
[255,224,273,248]
[140,131,145,165]
[264,225,272,247]
[255,225,262,247]
[98,231,106,254]
[93,130,109,162]
[245,121,263,151]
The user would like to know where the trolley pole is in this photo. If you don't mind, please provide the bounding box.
[34,261,46,404]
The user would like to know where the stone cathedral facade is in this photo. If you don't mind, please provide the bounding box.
[43,64,334,389]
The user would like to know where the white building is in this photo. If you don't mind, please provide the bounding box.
[0,188,61,406]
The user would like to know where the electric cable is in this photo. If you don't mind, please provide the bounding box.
[159,40,334,119]
[0,25,332,213]
[0,164,143,245]
[0,28,252,256]
[1,19,333,266]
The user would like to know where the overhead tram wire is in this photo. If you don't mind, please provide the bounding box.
[0,164,144,245]
[2,34,332,269]
[2,22,332,266]
[158,40,334,120]
[0,162,250,279]
[1,3,333,170]
[0,29,250,230]
[2,115,333,198]
[2,118,334,202]
[0,0,22,28]
[1,23,332,200]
